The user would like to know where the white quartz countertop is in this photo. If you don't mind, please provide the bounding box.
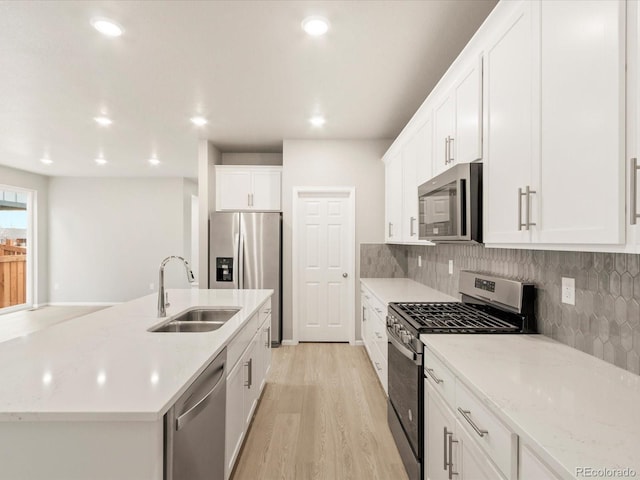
[0,289,272,422]
[420,334,640,479]
[360,278,459,304]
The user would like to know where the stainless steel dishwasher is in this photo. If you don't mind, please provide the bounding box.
[165,348,226,480]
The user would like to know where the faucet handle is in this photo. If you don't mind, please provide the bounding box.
[165,292,170,308]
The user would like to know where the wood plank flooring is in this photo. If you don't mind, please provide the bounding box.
[231,343,408,480]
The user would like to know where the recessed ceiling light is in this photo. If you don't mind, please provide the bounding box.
[91,17,124,37]
[148,157,160,166]
[190,116,208,127]
[40,157,53,165]
[309,115,326,127]
[302,16,330,36]
[95,157,107,165]
[94,116,112,126]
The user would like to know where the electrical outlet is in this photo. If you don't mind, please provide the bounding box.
[562,277,575,305]
[448,260,454,275]
[418,255,422,267]
[149,283,155,291]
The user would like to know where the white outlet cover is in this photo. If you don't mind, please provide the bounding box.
[562,277,575,305]
[448,260,454,275]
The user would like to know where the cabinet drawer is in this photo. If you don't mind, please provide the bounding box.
[227,312,259,370]
[368,335,388,395]
[423,347,456,408]
[455,381,517,479]
[369,312,388,362]
[362,284,386,319]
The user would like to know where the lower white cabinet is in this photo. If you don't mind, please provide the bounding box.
[519,445,561,480]
[360,284,388,394]
[225,301,272,479]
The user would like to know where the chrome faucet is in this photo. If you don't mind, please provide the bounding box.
[158,256,196,317]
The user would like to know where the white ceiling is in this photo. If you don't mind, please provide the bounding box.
[0,0,497,178]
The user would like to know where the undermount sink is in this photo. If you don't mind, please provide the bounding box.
[149,308,241,333]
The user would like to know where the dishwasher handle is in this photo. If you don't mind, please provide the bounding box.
[176,362,225,431]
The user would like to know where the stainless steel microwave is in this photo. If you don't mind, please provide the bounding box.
[417,162,482,243]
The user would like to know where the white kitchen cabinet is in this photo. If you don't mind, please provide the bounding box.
[384,152,403,242]
[433,56,483,176]
[360,284,388,395]
[534,0,625,245]
[225,299,272,479]
[216,166,281,211]
[485,0,625,246]
[457,416,506,480]
[483,0,537,245]
[425,379,457,480]
[402,118,434,243]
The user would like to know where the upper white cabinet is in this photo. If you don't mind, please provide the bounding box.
[433,56,483,176]
[216,166,281,212]
[384,152,403,242]
[483,0,537,245]
[485,0,625,246]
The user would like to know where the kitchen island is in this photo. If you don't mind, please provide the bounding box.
[0,288,273,480]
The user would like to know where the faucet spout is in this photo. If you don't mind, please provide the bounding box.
[158,256,196,317]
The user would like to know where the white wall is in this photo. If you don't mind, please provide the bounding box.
[197,140,222,288]
[282,140,389,341]
[48,177,193,304]
[0,165,49,306]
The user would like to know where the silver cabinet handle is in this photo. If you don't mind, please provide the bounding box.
[375,331,383,339]
[388,222,392,237]
[443,427,448,470]
[526,185,536,228]
[518,187,526,231]
[426,367,444,384]
[374,361,382,371]
[632,158,639,225]
[244,358,253,388]
[362,306,366,321]
[447,430,459,479]
[248,193,251,207]
[264,327,270,347]
[458,408,488,437]
[410,216,416,236]
[447,136,455,164]
[444,137,450,164]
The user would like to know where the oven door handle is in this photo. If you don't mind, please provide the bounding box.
[387,329,422,365]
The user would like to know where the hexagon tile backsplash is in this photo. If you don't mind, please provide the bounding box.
[360,243,640,375]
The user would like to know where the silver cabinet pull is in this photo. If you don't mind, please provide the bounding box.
[443,427,449,470]
[244,358,253,388]
[518,188,526,230]
[362,306,366,321]
[447,136,455,164]
[526,186,536,228]
[388,222,392,237]
[458,408,488,437]
[264,327,270,347]
[632,158,639,225]
[444,137,449,165]
[447,430,459,479]
[374,361,382,371]
[375,331,383,339]
[410,216,416,236]
[426,367,444,384]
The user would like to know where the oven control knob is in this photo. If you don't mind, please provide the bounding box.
[401,332,412,344]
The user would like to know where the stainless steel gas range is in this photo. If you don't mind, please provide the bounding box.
[385,271,536,480]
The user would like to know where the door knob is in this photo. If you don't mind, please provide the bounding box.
[342,273,348,278]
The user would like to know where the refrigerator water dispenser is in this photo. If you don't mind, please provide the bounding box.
[215,257,233,282]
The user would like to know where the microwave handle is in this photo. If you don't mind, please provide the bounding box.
[457,178,464,238]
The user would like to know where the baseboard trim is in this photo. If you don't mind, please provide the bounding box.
[353,340,364,346]
[47,302,121,307]
[281,340,299,346]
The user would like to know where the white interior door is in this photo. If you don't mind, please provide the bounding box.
[294,189,354,343]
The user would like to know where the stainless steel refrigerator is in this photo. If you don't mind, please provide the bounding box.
[209,212,282,345]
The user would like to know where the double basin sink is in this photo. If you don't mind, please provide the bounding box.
[149,307,241,333]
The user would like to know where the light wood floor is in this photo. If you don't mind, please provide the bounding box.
[231,343,408,480]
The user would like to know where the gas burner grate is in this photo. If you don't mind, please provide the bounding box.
[394,302,519,333]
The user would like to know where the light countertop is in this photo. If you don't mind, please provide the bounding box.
[0,289,272,422]
[420,334,640,479]
[360,278,459,304]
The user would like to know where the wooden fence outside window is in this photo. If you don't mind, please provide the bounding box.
[0,243,27,308]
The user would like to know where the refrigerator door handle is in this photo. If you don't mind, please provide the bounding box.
[238,228,244,290]
[232,232,240,289]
